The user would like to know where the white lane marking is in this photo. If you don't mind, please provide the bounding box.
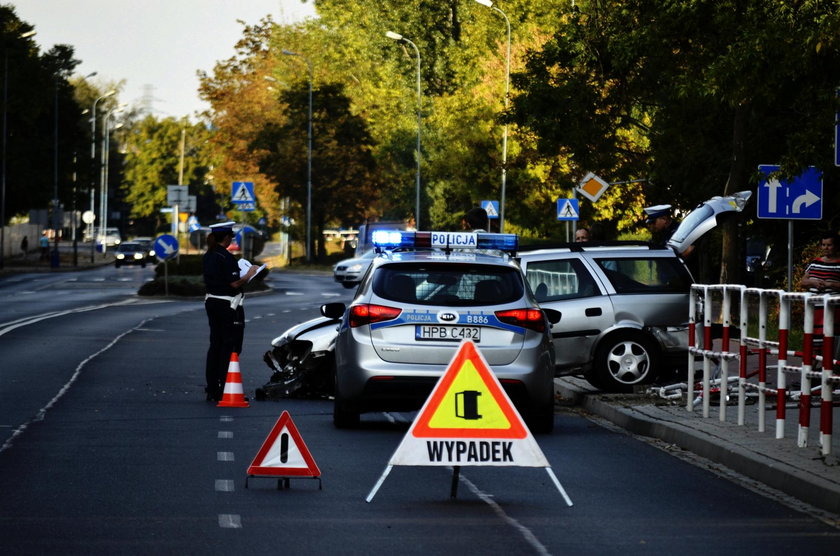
[215,480,235,492]
[220,416,233,423]
[0,317,154,455]
[217,452,234,462]
[218,514,242,529]
[457,471,551,556]
[285,291,304,296]
[218,431,233,439]
[0,299,167,337]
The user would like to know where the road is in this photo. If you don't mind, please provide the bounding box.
[0,265,838,554]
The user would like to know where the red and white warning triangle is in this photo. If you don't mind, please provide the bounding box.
[248,410,321,478]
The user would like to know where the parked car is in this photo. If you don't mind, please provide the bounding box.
[519,243,692,392]
[327,231,560,433]
[114,241,148,268]
[518,190,753,392]
[84,227,122,247]
[332,250,376,289]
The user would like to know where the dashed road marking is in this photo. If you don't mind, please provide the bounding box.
[217,451,234,462]
[218,431,233,439]
[218,514,242,529]
[215,480,235,492]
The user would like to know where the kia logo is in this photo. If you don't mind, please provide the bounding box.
[439,312,457,322]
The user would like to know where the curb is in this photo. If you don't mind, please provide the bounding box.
[555,378,840,515]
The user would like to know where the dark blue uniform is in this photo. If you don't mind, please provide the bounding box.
[203,244,245,400]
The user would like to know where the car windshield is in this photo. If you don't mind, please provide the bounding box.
[372,263,524,306]
[594,257,691,293]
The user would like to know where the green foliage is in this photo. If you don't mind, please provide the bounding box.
[1,7,89,220]
[121,116,213,229]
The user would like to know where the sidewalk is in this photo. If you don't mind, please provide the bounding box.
[555,376,840,515]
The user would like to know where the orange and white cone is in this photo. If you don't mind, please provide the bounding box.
[217,352,249,408]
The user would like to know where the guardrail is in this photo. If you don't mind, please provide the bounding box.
[685,284,840,456]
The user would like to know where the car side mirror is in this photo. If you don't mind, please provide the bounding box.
[321,302,346,319]
[543,308,561,325]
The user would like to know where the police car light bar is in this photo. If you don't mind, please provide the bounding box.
[371,230,518,252]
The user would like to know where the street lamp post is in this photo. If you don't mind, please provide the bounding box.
[89,89,115,261]
[386,31,422,230]
[281,49,313,263]
[474,0,511,232]
[1,29,36,269]
[99,104,125,256]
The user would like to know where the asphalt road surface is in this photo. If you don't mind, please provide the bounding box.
[0,266,838,554]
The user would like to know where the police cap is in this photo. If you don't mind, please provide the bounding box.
[643,204,672,223]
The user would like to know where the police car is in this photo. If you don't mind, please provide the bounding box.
[323,230,560,433]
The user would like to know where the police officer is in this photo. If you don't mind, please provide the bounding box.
[203,222,258,401]
[643,204,679,246]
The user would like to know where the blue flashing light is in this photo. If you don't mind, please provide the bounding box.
[476,233,518,252]
[371,230,414,249]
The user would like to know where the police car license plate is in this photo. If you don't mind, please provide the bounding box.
[416,325,481,342]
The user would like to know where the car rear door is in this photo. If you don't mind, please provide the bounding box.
[522,255,614,371]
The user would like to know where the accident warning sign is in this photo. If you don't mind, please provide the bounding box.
[388,340,548,467]
[247,411,320,478]
[366,340,572,505]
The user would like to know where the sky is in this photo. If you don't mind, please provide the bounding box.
[10,0,318,118]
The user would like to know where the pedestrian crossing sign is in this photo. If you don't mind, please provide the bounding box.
[231,181,256,204]
[556,198,580,221]
[481,200,499,219]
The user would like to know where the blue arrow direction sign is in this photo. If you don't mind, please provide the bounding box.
[154,234,179,260]
[556,198,580,221]
[757,165,822,220]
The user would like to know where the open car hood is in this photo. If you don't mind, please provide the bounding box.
[667,191,752,255]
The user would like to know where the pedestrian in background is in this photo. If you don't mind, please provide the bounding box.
[461,207,488,232]
[574,227,590,242]
[202,222,258,402]
[800,231,840,292]
[39,232,49,261]
[20,236,28,259]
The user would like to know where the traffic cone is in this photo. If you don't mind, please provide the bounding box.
[217,352,250,408]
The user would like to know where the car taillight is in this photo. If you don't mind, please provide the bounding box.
[495,308,546,332]
[349,304,402,327]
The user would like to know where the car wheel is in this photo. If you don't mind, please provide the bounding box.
[341,282,357,289]
[115,262,121,268]
[593,331,659,392]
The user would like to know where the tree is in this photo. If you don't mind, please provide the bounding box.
[1,7,88,224]
[510,1,840,283]
[121,116,212,234]
[251,82,382,261]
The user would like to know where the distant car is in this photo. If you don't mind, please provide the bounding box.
[114,242,148,268]
[332,250,376,289]
[328,230,560,433]
[132,237,157,262]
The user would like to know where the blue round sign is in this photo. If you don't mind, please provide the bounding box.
[154,234,179,260]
